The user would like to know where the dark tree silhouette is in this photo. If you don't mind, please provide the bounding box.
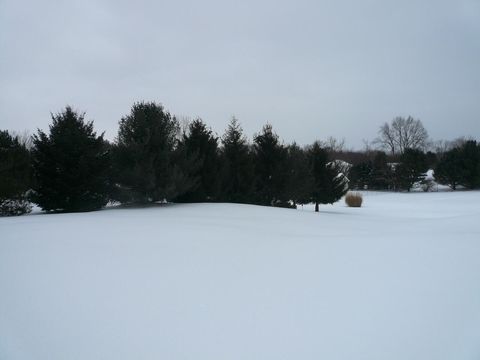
[31,107,111,212]
[0,130,32,215]
[459,141,480,189]
[113,102,195,203]
[219,117,254,203]
[435,147,464,190]
[307,141,348,212]
[376,116,428,155]
[253,124,288,206]
[285,143,313,206]
[348,161,373,190]
[395,148,428,191]
[371,151,394,190]
[175,118,219,202]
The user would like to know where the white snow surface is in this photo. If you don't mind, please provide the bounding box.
[1,191,480,360]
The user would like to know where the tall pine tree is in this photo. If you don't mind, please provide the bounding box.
[285,143,313,206]
[31,107,111,212]
[113,102,196,203]
[253,124,288,206]
[175,119,220,202]
[219,117,254,203]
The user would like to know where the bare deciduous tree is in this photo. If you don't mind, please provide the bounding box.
[11,130,33,150]
[375,116,428,155]
[324,136,346,153]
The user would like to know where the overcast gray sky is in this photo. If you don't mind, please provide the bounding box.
[1,0,479,148]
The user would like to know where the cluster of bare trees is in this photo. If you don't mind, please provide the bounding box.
[374,116,429,155]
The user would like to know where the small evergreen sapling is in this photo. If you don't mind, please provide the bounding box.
[308,141,349,212]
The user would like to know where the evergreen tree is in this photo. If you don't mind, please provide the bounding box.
[113,102,195,203]
[395,148,428,191]
[458,140,480,189]
[307,141,348,212]
[0,130,32,215]
[285,143,313,206]
[370,151,393,190]
[175,119,220,202]
[435,147,464,190]
[219,117,254,203]
[168,142,201,199]
[31,107,111,212]
[425,151,438,169]
[252,124,288,206]
[348,161,373,190]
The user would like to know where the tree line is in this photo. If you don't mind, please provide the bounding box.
[347,140,480,193]
[1,102,479,216]
[1,102,349,215]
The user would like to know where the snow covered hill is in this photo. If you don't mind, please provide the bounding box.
[1,192,480,360]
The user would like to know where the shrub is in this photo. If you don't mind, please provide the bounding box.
[0,197,32,216]
[420,178,435,192]
[345,192,363,207]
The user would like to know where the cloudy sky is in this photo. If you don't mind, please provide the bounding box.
[1,0,479,148]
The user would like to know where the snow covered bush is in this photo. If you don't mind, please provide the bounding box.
[420,178,435,192]
[0,197,32,216]
[345,192,363,207]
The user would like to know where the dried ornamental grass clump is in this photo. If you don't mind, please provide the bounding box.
[345,192,363,207]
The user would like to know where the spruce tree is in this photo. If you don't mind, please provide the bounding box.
[31,107,111,212]
[435,147,464,190]
[175,119,220,202]
[395,148,428,191]
[252,124,288,206]
[0,130,32,215]
[285,143,313,206]
[113,102,195,203]
[308,141,348,212]
[348,161,373,190]
[458,140,480,189]
[370,151,392,190]
[219,117,254,203]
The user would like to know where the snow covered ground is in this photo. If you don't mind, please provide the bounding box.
[1,191,480,360]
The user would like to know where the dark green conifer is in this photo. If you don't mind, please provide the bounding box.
[0,130,32,215]
[219,117,254,203]
[308,141,348,212]
[32,107,111,212]
[253,124,288,206]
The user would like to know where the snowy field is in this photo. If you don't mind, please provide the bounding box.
[1,191,480,360]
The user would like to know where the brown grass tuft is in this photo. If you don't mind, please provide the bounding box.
[345,192,363,207]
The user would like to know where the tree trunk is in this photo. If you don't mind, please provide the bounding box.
[315,201,319,212]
